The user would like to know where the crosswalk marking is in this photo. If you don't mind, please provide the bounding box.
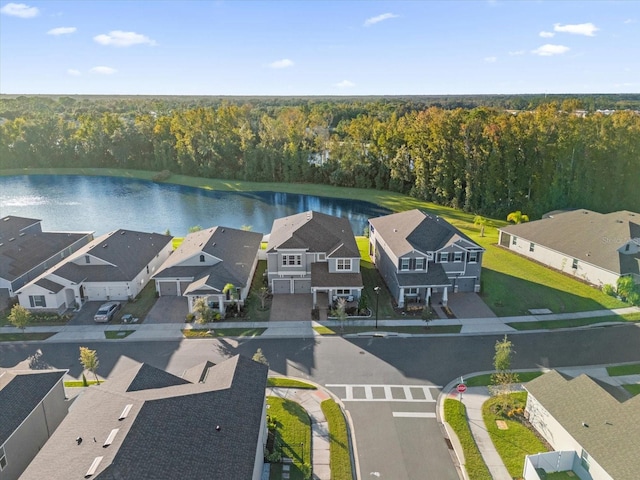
[392,412,436,418]
[325,384,441,402]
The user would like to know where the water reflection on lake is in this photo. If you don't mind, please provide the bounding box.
[0,175,390,235]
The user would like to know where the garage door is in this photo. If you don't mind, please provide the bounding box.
[456,277,476,292]
[107,285,129,300]
[85,286,107,301]
[272,279,291,294]
[159,281,178,296]
[294,279,311,294]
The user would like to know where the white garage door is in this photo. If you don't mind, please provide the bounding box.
[85,286,107,301]
[294,279,311,294]
[272,279,291,294]
[107,285,129,300]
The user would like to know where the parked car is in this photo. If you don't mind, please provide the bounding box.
[121,314,138,324]
[94,302,121,323]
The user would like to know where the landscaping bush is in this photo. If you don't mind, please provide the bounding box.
[602,284,616,297]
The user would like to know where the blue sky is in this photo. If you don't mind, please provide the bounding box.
[0,1,638,95]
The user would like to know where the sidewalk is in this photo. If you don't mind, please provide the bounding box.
[439,365,640,480]
[266,386,336,480]
[2,306,638,342]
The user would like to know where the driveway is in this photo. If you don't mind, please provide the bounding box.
[440,292,497,319]
[270,294,313,321]
[67,301,110,326]
[144,296,188,324]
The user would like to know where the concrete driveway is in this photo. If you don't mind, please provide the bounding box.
[442,292,496,319]
[67,301,115,326]
[269,294,313,321]
[144,296,188,324]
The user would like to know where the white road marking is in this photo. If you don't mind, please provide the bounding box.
[325,384,441,402]
[392,412,436,418]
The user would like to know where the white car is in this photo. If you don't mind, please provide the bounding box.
[94,302,121,323]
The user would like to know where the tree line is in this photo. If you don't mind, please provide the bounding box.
[1,96,638,219]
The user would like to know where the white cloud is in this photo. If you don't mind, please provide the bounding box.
[47,27,76,36]
[539,31,555,38]
[508,50,525,56]
[334,80,355,88]
[67,69,81,76]
[269,58,294,69]
[90,66,117,75]
[364,13,399,27]
[94,30,156,47]
[553,22,599,36]
[624,19,636,24]
[0,2,39,18]
[484,56,497,63]
[531,44,570,56]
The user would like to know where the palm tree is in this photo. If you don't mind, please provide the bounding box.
[223,283,240,313]
[506,211,530,224]
[473,215,491,237]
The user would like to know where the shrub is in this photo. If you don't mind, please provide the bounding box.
[185,313,195,322]
[602,284,617,297]
[152,169,172,182]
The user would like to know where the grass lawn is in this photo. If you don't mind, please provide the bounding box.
[622,384,640,396]
[464,371,544,387]
[546,472,580,480]
[3,168,628,319]
[320,399,354,480]
[182,327,266,338]
[443,399,492,480]
[482,392,549,478]
[313,325,461,335]
[0,332,55,342]
[268,377,317,389]
[64,380,101,387]
[267,396,312,480]
[607,363,640,376]
[115,282,158,323]
[104,330,135,339]
[243,260,271,322]
[507,312,640,331]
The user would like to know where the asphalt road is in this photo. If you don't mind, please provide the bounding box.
[2,324,639,479]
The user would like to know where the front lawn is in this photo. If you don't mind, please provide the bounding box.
[321,399,354,480]
[116,282,158,322]
[0,332,55,342]
[607,363,640,376]
[507,312,640,331]
[443,399,492,480]
[267,396,312,480]
[243,260,271,322]
[104,330,135,339]
[482,392,549,478]
[313,324,461,335]
[268,377,317,389]
[464,371,544,387]
[182,327,265,338]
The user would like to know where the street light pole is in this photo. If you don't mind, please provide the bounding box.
[374,286,380,329]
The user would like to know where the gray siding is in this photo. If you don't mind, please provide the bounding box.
[375,240,401,303]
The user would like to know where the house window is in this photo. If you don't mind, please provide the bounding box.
[427,252,434,261]
[400,258,410,271]
[512,236,518,246]
[580,449,590,472]
[282,254,301,266]
[453,252,463,263]
[336,289,351,295]
[146,265,150,274]
[529,243,535,252]
[572,258,578,269]
[0,446,6,471]
[415,258,425,270]
[29,295,46,308]
[318,253,326,261]
[469,252,478,263]
[337,259,352,271]
[438,252,449,263]
[199,254,205,263]
[406,287,418,296]
[85,255,90,264]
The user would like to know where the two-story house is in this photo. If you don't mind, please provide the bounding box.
[266,211,363,308]
[369,209,484,307]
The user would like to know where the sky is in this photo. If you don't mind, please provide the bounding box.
[0,0,638,96]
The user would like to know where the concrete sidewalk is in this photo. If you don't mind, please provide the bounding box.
[439,364,640,480]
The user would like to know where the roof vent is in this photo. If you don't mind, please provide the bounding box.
[9,238,15,242]
[19,232,26,236]
[393,229,398,233]
[102,244,108,248]
[120,231,125,235]
[85,456,104,478]
[119,404,133,420]
[221,229,225,233]
[103,428,119,447]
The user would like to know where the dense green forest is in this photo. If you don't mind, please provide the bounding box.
[1,95,638,218]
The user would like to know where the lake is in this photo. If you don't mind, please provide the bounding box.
[0,175,390,236]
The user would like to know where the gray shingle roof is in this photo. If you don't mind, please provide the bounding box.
[267,211,360,258]
[395,262,451,287]
[153,227,262,292]
[500,209,640,275]
[0,216,92,283]
[310,262,363,288]
[370,210,482,258]
[0,370,66,445]
[35,277,65,293]
[525,370,640,480]
[19,355,268,480]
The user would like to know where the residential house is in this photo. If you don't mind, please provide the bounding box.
[0,216,92,304]
[368,209,484,307]
[19,355,269,480]
[524,370,640,480]
[15,229,172,313]
[153,226,262,314]
[266,211,363,308]
[499,210,640,287]
[0,370,68,480]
